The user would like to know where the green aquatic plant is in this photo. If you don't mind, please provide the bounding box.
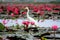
[0,23,5,31]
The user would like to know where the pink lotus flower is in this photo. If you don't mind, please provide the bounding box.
[16,20,18,24]
[2,19,7,25]
[0,9,3,12]
[11,13,15,17]
[52,25,58,30]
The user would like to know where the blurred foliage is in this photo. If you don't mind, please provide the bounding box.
[0,23,5,31]
[50,1,60,4]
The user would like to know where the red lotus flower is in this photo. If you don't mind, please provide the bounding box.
[38,5,44,11]
[33,7,38,12]
[36,11,40,14]
[46,7,52,11]
[30,22,35,25]
[52,25,58,31]
[22,21,30,26]
[7,5,11,11]
[11,6,15,12]
[14,8,19,15]
[22,12,26,15]
[22,21,30,29]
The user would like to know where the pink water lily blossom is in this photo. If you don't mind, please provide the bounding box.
[52,25,58,30]
[11,13,15,17]
[2,19,7,25]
